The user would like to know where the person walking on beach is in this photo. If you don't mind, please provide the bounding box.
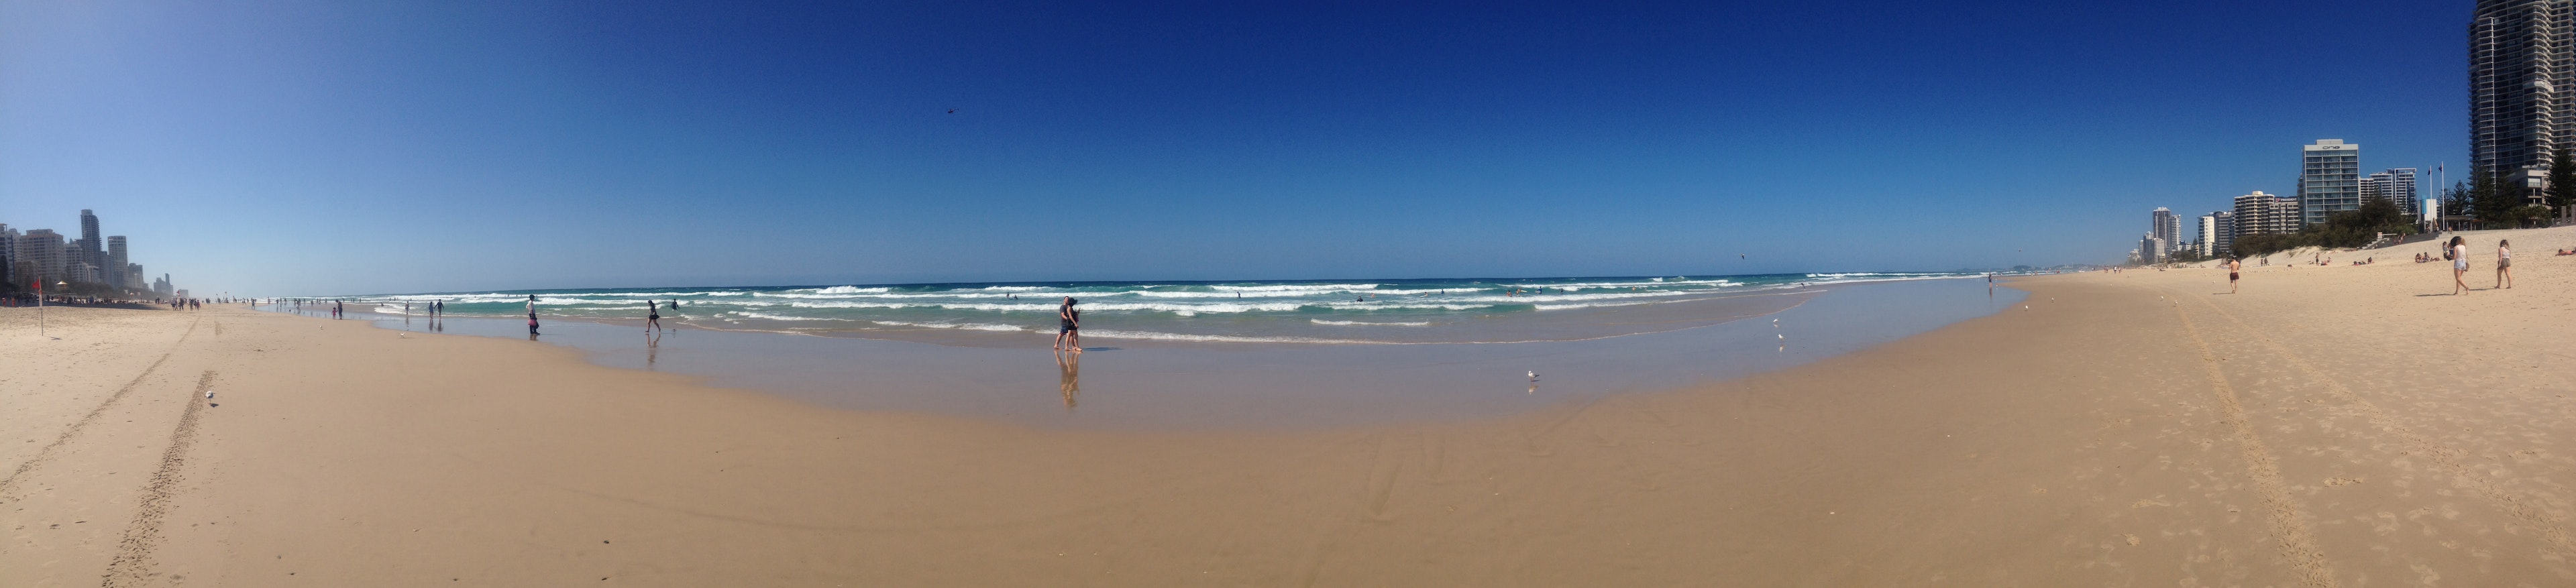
[2226,257,2241,294]
[527,294,541,335]
[645,299,663,333]
[2450,236,2471,295]
[1054,297,1081,353]
[2497,239,2515,289]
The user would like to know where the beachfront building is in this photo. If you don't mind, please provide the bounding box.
[127,264,144,292]
[0,223,14,286]
[2299,139,2361,226]
[2205,213,2225,256]
[2210,211,2235,258]
[2149,207,2180,261]
[2359,168,2420,217]
[2471,2,2574,194]
[106,235,129,291]
[2233,191,2277,239]
[17,229,66,285]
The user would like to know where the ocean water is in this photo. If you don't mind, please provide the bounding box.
[313,278,2027,428]
[315,272,1982,347]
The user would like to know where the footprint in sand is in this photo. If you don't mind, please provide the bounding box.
[2326,477,2363,486]
[2125,534,2141,546]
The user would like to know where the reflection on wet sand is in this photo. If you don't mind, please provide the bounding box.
[646,331,661,369]
[1057,352,1080,411]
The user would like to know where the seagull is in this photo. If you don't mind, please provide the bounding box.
[1778,333,1784,339]
[1527,371,1540,382]
[204,390,214,400]
[947,109,957,113]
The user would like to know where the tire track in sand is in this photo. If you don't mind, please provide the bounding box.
[0,317,198,502]
[2168,302,2340,588]
[99,369,217,588]
[2176,288,2576,561]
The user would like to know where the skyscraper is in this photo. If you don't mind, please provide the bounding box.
[0,223,13,286]
[2150,207,2180,261]
[78,209,103,276]
[2300,139,2361,226]
[2196,215,2218,257]
[2210,211,2235,258]
[2359,168,2421,217]
[18,229,66,284]
[107,236,129,290]
[2470,2,2572,187]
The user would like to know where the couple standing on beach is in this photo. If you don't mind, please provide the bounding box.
[1053,296,1081,353]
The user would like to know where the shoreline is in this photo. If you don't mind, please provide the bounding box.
[302,278,2021,430]
[8,247,2574,585]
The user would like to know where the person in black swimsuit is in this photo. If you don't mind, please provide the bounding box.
[646,300,662,333]
[1054,297,1081,353]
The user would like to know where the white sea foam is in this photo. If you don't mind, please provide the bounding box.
[1311,318,1434,327]
[1207,283,1380,293]
[724,310,853,321]
[871,320,1034,332]
[813,286,891,294]
[1080,329,1382,344]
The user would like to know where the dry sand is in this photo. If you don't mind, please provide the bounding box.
[5,229,2575,586]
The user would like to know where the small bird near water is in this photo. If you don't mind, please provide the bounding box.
[1527,371,1540,382]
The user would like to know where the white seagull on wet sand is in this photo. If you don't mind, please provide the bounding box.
[1527,371,1540,382]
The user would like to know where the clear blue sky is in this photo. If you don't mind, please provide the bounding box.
[1,1,2469,296]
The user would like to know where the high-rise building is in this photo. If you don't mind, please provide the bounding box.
[2210,211,2235,257]
[18,229,66,284]
[2470,2,2573,189]
[2300,139,2362,226]
[2150,207,2181,261]
[106,235,129,290]
[2196,215,2218,257]
[2231,192,2271,243]
[0,223,13,286]
[2230,190,2304,245]
[2139,234,2163,264]
[78,209,103,276]
[2359,168,2421,217]
[127,264,144,290]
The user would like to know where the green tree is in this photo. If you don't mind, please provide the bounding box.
[2471,170,2522,227]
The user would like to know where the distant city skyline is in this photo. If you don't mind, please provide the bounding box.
[1,2,2477,295]
[3,208,170,296]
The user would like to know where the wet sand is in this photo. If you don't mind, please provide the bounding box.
[339,278,2021,429]
[6,244,2576,585]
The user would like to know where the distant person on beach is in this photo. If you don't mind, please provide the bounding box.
[527,294,541,335]
[1054,297,1081,352]
[646,300,663,332]
[2451,236,2471,295]
[2497,239,2514,289]
[2226,257,2241,294]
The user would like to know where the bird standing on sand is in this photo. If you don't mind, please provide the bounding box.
[1527,371,1540,382]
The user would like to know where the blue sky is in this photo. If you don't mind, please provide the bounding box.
[1,1,2469,296]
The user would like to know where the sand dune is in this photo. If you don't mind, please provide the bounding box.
[5,230,2574,585]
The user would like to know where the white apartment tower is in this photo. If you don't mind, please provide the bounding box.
[2300,139,2362,226]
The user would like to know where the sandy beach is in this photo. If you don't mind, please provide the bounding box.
[7,230,2576,586]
